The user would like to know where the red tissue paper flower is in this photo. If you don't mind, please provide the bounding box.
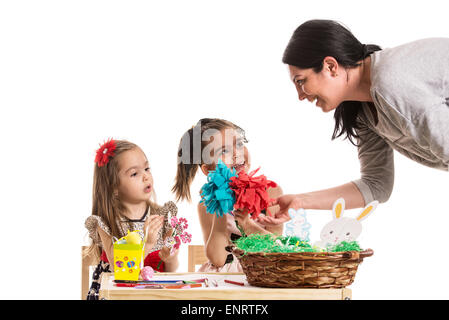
[95,138,116,167]
[229,168,277,220]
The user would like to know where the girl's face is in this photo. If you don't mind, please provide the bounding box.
[288,57,347,112]
[201,128,250,175]
[116,147,154,203]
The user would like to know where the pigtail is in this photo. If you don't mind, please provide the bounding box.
[172,128,200,202]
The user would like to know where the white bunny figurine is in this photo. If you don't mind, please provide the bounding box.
[284,208,311,241]
[314,198,378,248]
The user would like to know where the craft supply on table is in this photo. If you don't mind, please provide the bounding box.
[164,283,203,289]
[224,279,245,286]
[114,279,183,284]
[115,283,164,289]
[111,273,248,289]
[114,281,202,289]
[140,266,154,280]
[113,230,144,281]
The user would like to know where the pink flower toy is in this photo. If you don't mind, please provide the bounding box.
[156,215,192,269]
[165,216,192,254]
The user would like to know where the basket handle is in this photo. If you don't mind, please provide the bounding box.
[342,248,374,260]
[360,248,374,258]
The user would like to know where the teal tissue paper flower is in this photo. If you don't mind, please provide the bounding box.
[200,159,237,217]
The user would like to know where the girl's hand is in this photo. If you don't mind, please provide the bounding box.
[256,213,284,227]
[159,228,179,262]
[159,245,179,263]
[144,215,164,249]
[233,209,271,236]
[233,209,251,230]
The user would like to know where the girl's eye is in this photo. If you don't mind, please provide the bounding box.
[145,167,151,172]
[346,232,350,236]
[221,148,229,155]
[131,172,137,177]
[296,79,305,86]
[329,231,333,234]
[236,141,244,148]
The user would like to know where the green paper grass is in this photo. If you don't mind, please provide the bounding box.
[327,240,361,252]
[233,234,361,253]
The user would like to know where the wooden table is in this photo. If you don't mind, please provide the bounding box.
[99,272,352,300]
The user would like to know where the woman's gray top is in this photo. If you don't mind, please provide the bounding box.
[352,38,449,204]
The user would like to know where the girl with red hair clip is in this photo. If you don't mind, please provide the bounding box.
[83,139,179,300]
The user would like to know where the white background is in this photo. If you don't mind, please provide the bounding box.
[1,0,448,299]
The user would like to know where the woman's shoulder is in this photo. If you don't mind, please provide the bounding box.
[370,38,449,121]
[372,38,449,89]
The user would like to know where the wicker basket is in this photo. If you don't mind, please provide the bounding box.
[229,245,373,288]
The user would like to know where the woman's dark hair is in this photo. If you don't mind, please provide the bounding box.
[282,19,381,145]
[172,118,247,202]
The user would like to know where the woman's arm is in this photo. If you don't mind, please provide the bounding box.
[269,182,365,225]
[352,120,394,204]
[270,125,394,223]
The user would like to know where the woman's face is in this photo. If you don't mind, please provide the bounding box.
[288,58,347,112]
[200,128,250,175]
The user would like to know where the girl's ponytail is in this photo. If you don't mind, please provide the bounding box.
[172,128,200,202]
[173,162,199,202]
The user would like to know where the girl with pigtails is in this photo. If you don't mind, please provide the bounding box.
[172,118,284,272]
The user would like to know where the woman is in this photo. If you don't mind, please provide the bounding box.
[268,19,449,222]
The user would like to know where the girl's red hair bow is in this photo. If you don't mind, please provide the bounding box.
[95,138,116,167]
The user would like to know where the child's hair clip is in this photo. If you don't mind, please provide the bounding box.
[95,138,116,167]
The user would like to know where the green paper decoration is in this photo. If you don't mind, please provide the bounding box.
[233,234,361,253]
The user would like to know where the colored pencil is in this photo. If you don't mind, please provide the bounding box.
[224,279,245,286]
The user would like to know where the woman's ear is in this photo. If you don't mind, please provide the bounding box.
[323,56,339,77]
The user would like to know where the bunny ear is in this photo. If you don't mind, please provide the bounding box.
[356,201,379,221]
[332,198,345,219]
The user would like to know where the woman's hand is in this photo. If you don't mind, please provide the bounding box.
[144,215,164,249]
[259,194,304,225]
